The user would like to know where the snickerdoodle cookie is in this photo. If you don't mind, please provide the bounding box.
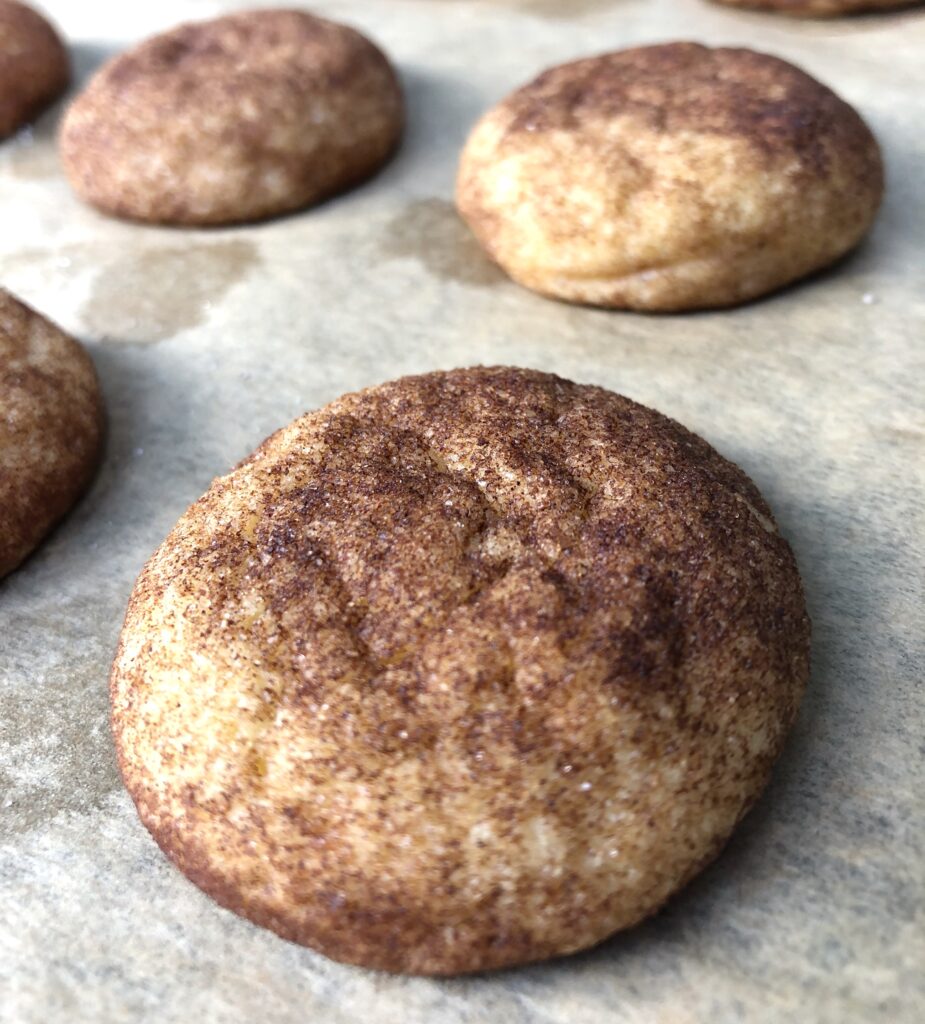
[711,0,921,15]
[59,9,403,225]
[0,0,69,139]
[0,290,103,579]
[456,43,883,311]
[111,366,809,974]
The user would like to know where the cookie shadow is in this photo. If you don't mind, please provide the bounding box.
[755,230,883,310]
[0,339,159,832]
[70,40,117,87]
[382,65,492,188]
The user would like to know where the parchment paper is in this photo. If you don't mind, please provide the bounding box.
[1,1,923,1021]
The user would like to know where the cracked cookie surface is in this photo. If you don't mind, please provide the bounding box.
[456,43,883,311]
[111,366,809,974]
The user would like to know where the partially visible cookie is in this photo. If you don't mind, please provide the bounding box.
[0,0,69,139]
[711,0,921,15]
[59,9,403,225]
[0,290,103,578]
[111,365,810,975]
[456,43,883,312]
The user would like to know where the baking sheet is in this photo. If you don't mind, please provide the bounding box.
[1,1,923,1021]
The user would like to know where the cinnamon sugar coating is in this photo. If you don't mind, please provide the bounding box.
[456,44,883,311]
[111,367,809,974]
[59,9,403,225]
[0,0,69,139]
[0,290,103,578]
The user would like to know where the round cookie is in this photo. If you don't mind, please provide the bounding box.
[0,0,69,139]
[711,0,921,15]
[59,9,403,225]
[111,366,810,975]
[0,290,103,579]
[456,44,883,312]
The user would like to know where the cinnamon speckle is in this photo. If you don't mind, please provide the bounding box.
[111,367,809,975]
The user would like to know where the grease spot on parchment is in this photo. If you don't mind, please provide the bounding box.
[80,239,259,343]
[379,198,503,288]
